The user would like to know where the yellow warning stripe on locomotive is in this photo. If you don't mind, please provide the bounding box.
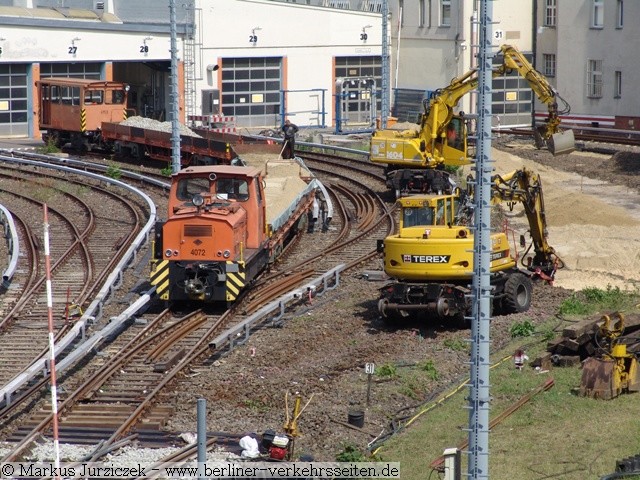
[225,261,246,302]
[150,259,170,300]
[80,109,87,133]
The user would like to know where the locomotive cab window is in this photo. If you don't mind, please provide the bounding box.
[177,177,211,201]
[61,86,81,106]
[216,178,249,201]
[108,89,126,105]
[84,90,104,105]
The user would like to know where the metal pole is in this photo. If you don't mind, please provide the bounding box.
[43,205,61,479]
[380,0,390,129]
[170,0,181,174]
[467,0,493,478]
[197,398,206,480]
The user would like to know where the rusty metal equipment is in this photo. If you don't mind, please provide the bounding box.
[579,312,640,400]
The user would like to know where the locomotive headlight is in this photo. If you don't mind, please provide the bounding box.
[192,194,204,207]
[165,249,173,257]
[223,250,231,258]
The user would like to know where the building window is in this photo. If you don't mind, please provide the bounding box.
[544,0,557,27]
[592,0,603,28]
[587,59,603,98]
[616,0,623,28]
[543,54,556,77]
[419,0,425,27]
[440,0,451,27]
[614,71,622,98]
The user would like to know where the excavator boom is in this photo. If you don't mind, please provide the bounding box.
[370,44,575,198]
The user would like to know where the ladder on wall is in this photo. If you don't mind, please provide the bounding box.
[183,3,199,125]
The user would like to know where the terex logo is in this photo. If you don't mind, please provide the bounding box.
[403,254,451,263]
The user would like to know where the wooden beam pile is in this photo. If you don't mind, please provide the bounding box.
[532,313,640,369]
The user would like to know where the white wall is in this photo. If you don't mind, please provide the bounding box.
[0,26,171,63]
[196,0,382,127]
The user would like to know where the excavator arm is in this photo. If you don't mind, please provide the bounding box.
[370,44,574,197]
[420,44,571,151]
[498,45,572,149]
[491,167,561,279]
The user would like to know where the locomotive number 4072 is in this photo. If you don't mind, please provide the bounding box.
[191,249,206,256]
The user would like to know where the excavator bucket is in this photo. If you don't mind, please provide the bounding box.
[579,357,618,400]
[547,129,575,156]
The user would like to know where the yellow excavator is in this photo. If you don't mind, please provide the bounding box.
[370,44,575,198]
[580,312,640,400]
[377,167,563,325]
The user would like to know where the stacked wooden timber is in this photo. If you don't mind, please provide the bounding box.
[532,313,640,369]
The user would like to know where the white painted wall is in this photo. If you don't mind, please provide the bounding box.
[0,26,171,63]
[196,0,382,127]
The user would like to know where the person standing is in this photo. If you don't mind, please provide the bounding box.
[282,119,299,159]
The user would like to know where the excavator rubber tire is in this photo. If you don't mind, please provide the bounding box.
[502,273,533,314]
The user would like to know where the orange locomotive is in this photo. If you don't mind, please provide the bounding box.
[149,152,322,304]
[36,77,128,150]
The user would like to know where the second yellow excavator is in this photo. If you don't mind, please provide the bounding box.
[370,44,575,198]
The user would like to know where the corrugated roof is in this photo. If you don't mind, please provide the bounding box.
[0,6,122,23]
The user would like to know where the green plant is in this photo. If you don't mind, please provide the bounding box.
[105,163,122,180]
[558,293,592,316]
[509,319,535,338]
[539,326,556,342]
[376,363,397,378]
[335,443,366,462]
[443,338,467,351]
[37,137,61,154]
[161,166,173,177]
[399,383,420,400]
[243,399,268,413]
[420,360,439,381]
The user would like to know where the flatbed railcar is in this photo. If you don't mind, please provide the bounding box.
[100,120,240,166]
[36,77,265,167]
[150,144,325,305]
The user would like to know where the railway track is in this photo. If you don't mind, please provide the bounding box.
[0,164,149,389]
[497,127,640,149]
[0,147,398,462]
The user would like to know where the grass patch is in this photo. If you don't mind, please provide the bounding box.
[378,341,640,479]
[559,285,640,316]
[376,287,640,479]
[443,338,468,352]
[376,363,397,378]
